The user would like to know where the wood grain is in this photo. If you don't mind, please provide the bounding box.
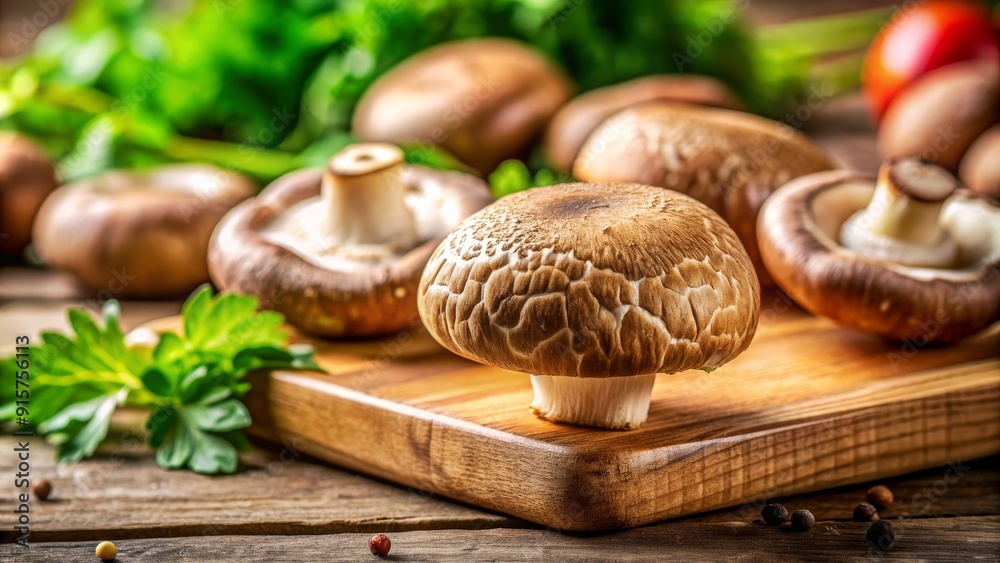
[5,517,997,562]
[244,306,1000,531]
[0,431,520,543]
[2,430,994,543]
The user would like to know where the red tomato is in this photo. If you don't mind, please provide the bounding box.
[863,0,999,119]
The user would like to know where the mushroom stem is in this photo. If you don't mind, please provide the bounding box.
[839,157,959,268]
[323,143,419,249]
[529,374,656,430]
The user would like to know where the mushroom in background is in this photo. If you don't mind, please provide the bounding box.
[0,132,58,256]
[353,38,574,174]
[209,143,493,338]
[758,156,1000,343]
[543,75,743,172]
[572,102,834,287]
[418,183,760,430]
[960,125,1000,200]
[878,59,999,171]
[33,164,255,297]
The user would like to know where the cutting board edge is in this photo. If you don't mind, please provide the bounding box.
[246,370,1000,531]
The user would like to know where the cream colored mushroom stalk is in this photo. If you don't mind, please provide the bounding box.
[261,143,420,269]
[417,182,761,431]
[840,157,959,268]
[529,374,657,430]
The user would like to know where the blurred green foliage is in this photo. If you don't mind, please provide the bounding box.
[0,0,877,183]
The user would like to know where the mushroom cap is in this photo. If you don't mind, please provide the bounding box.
[573,102,834,287]
[959,124,1000,200]
[418,182,761,377]
[544,75,743,172]
[878,59,999,171]
[758,170,1000,342]
[209,166,493,337]
[0,132,58,254]
[33,164,255,297]
[352,38,574,173]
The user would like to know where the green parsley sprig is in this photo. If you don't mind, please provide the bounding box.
[0,286,319,474]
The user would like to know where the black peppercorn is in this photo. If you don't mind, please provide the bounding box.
[853,502,879,521]
[866,519,895,551]
[761,503,789,526]
[790,509,815,532]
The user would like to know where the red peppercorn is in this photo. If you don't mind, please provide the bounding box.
[33,479,53,501]
[369,534,391,557]
[866,485,894,510]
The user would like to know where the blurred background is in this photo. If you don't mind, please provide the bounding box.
[1,0,908,185]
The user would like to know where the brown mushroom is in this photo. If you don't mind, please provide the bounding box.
[544,75,743,172]
[418,182,760,430]
[959,124,1000,200]
[758,156,1000,343]
[573,101,834,287]
[209,143,493,337]
[878,59,999,171]
[352,38,574,174]
[0,132,58,256]
[33,164,255,297]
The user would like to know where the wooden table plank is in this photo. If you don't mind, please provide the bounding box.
[4,516,997,562]
[0,434,522,543]
[2,432,995,543]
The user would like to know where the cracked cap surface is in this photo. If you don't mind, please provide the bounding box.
[417,183,761,377]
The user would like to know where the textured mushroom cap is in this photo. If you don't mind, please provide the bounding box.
[0,132,58,254]
[573,102,833,287]
[544,75,742,172]
[758,170,1000,342]
[33,164,255,297]
[353,38,574,173]
[878,59,999,171]
[418,183,760,377]
[960,125,1000,200]
[209,166,494,337]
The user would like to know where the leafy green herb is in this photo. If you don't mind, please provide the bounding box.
[1,0,890,183]
[488,159,569,199]
[0,286,318,474]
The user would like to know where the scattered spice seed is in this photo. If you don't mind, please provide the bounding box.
[761,503,789,526]
[866,519,895,550]
[369,533,391,557]
[95,541,117,561]
[867,485,894,510]
[790,509,815,532]
[33,479,53,501]
[853,502,879,521]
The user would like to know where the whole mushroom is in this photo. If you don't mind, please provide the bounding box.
[209,143,494,337]
[573,102,834,287]
[878,59,999,171]
[353,38,574,174]
[959,125,1000,200]
[544,75,743,172]
[33,164,255,297]
[418,183,760,430]
[758,156,1000,343]
[0,133,58,256]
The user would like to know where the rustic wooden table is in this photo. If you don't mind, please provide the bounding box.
[1,84,998,561]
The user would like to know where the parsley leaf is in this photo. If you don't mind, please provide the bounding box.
[0,285,318,474]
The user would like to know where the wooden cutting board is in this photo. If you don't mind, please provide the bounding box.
[242,306,1000,531]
